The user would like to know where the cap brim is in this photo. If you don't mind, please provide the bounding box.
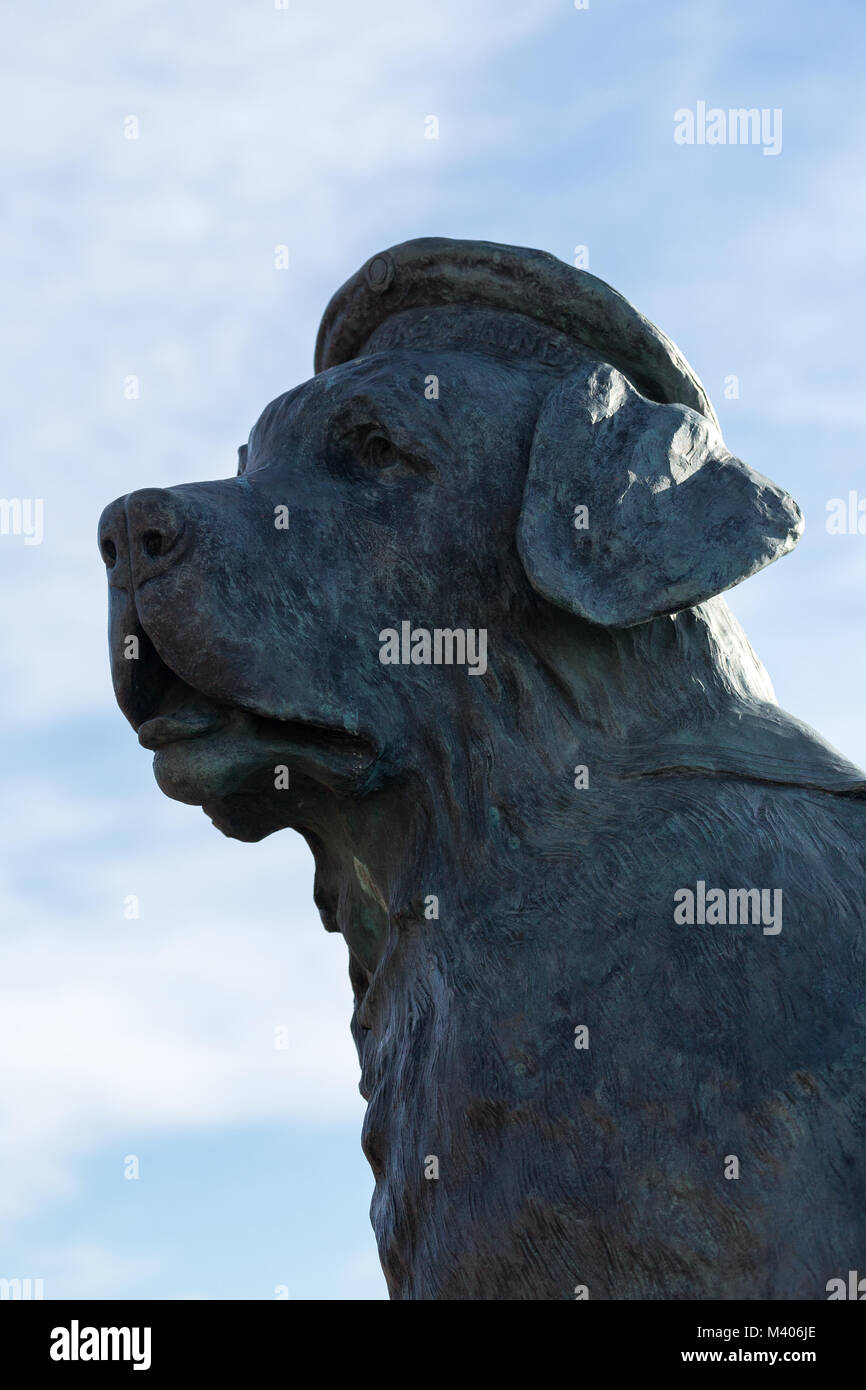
[314,236,717,426]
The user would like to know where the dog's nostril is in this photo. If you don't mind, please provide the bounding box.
[101,539,117,567]
[124,488,187,569]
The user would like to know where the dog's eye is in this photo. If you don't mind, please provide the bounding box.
[361,432,406,474]
[333,416,432,481]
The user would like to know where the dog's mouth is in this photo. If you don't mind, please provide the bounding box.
[138,699,227,750]
[113,624,232,750]
[113,620,377,798]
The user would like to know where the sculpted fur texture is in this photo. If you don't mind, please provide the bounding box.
[99,239,866,1299]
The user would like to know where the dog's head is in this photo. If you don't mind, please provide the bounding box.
[99,239,802,854]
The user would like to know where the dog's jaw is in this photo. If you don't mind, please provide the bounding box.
[150,704,378,833]
[112,614,379,829]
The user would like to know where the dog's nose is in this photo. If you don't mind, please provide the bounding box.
[98,488,190,586]
[125,488,188,566]
[98,495,130,586]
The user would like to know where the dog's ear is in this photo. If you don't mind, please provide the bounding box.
[517,363,803,628]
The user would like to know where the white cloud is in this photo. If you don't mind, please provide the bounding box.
[0,770,364,1222]
[0,0,562,729]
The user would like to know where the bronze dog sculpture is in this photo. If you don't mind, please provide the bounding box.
[99,239,866,1299]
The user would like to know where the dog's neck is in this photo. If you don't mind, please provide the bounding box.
[305,592,861,979]
[306,598,769,960]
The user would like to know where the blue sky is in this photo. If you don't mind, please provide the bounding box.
[1,0,865,1300]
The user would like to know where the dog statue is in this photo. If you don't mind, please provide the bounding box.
[99,239,866,1299]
